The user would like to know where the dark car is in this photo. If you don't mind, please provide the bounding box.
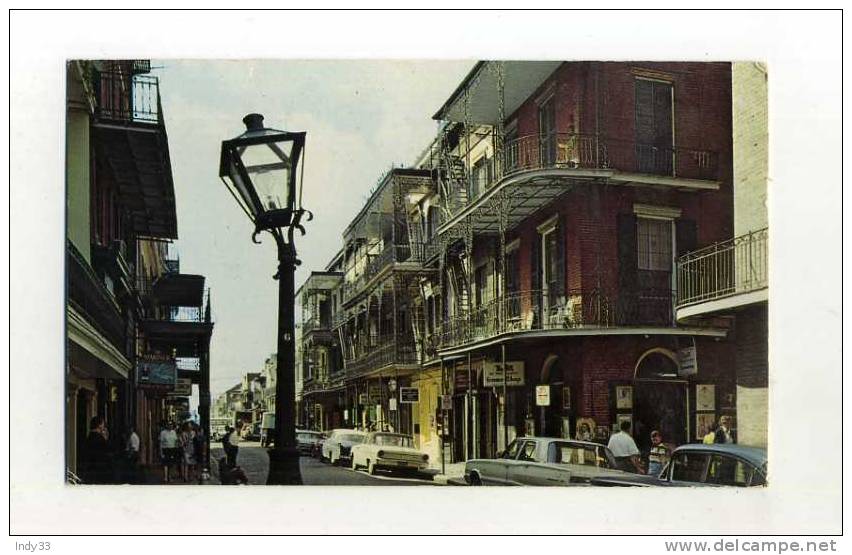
[296,430,325,456]
[591,443,767,487]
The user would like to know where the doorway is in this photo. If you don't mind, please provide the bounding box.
[633,349,687,452]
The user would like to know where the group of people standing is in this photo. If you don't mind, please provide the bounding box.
[607,416,734,475]
[158,420,207,483]
[79,416,142,484]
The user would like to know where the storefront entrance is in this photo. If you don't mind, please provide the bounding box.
[633,350,688,453]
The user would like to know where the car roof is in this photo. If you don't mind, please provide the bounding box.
[332,428,366,434]
[514,437,604,448]
[673,443,767,467]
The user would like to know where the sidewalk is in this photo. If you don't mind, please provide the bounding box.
[430,462,467,486]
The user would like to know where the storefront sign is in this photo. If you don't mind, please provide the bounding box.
[483,361,526,387]
[678,346,698,376]
[400,387,420,403]
[136,357,177,391]
[168,378,192,397]
[535,385,550,406]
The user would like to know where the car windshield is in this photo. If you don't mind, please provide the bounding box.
[373,434,412,447]
[340,434,365,443]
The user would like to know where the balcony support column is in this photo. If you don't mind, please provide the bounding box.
[464,216,474,345]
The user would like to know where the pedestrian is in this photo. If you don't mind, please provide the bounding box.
[83,416,112,483]
[607,420,643,473]
[226,422,242,468]
[647,430,671,476]
[703,420,719,444]
[716,416,734,444]
[159,421,179,483]
[179,422,196,482]
[125,426,141,484]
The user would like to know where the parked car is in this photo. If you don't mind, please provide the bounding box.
[464,437,631,486]
[321,429,368,465]
[295,430,325,456]
[351,432,430,476]
[590,443,768,487]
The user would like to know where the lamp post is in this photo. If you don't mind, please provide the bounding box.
[219,113,310,485]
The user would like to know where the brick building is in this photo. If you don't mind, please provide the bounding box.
[299,61,764,469]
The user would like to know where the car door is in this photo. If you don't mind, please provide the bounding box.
[472,439,519,485]
[667,451,712,486]
[504,440,568,486]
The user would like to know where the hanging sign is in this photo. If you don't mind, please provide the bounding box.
[678,346,698,376]
[389,398,398,411]
[483,361,526,387]
[136,356,177,391]
[441,394,453,411]
[400,387,420,403]
[454,369,469,391]
[535,385,551,406]
[168,378,192,397]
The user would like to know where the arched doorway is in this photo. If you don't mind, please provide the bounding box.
[633,349,687,453]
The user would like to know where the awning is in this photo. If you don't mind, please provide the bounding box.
[67,305,132,380]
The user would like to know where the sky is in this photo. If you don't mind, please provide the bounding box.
[152,60,473,399]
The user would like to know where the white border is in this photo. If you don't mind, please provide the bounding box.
[7,9,844,538]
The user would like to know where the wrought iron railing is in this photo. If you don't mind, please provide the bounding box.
[341,243,428,302]
[345,337,419,376]
[94,70,160,124]
[501,133,718,181]
[144,288,212,323]
[437,287,675,350]
[676,228,768,307]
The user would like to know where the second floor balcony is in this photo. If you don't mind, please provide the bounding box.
[435,287,676,351]
[344,338,419,378]
[676,228,768,318]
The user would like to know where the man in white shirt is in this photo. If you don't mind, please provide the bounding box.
[226,423,242,468]
[125,428,140,484]
[607,420,643,473]
[159,422,178,483]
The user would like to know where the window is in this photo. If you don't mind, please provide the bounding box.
[705,455,755,487]
[552,443,601,467]
[518,441,538,462]
[637,218,673,272]
[471,156,493,199]
[539,97,557,166]
[635,78,674,175]
[670,452,710,483]
[503,440,520,459]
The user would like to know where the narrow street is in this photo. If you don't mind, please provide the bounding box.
[209,443,440,486]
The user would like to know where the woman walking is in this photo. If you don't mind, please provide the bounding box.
[179,422,197,482]
[159,421,179,483]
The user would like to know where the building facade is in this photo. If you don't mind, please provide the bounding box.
[66,60,214,479]
[298,61,765,469]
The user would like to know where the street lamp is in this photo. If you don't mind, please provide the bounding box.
[219,113,310,485]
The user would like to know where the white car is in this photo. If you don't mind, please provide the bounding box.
[321,429,368,465]
[351,432,430,475]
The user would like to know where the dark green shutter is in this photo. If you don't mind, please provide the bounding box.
[617,214,638,324]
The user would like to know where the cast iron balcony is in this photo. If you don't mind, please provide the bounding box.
[94,69,161,125]
[436,287,676,350]
[676,228,768,308]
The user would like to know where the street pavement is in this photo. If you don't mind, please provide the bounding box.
[209,442,440,486]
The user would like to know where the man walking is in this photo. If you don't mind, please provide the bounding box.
[607,420,643,473]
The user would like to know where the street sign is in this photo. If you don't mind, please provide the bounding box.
[400,387,420,403]
[483,361,526,387]
[440,394,453,411]
[678,346,698,376]
[535,385,551,406]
